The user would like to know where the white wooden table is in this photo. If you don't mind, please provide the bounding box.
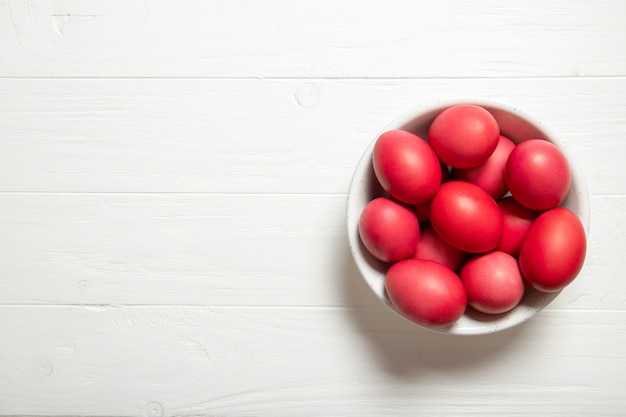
[1,1,625,415]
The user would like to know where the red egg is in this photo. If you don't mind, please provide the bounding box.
[385,259,467,327]
[373,130,442,204]
[519,207,586,292]
[505,139,571,211]
[430,181,504,253]
[428,104,500,168]
[451,135,516,200]
[412,222,467,272]
[460,251,525,314]
[358,197,420,263]
[497,197,540,256]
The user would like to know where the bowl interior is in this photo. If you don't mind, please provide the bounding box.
[347,99,590,335]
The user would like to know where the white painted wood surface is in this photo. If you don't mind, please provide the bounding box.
[0,1,625,415]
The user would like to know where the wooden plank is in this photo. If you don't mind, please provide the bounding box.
[0,305,624,416]
[1,0,626,78]
[0,193,621,309]
[0,193,371,307]
[0,77,624,194]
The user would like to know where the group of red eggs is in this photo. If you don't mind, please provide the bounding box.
[358,104,587,328]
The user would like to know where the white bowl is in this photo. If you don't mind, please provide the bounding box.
[347,99,590,335]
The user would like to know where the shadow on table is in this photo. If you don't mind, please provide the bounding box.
[339,239,539,379]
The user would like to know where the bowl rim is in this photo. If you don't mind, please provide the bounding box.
[346,98,590,336]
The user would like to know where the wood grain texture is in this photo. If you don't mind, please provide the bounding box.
[1,77,624,194]
[0,193,369,307]
[0,193,622,310]
[1,0,626,78]
[0,306,624,416]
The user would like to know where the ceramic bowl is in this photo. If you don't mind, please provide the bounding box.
[346,99,590,335]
